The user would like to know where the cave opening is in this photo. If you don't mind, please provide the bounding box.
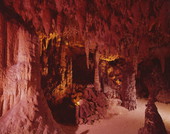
[136,58,166,99]
[40,35,96,125]
[101,58,125,100]
[39,33,138,125]
[48,96,77,125]
[72,52,94,85]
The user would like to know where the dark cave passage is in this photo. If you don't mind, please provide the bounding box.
[40,38,96,125]
[48,97,77,125]
[72,53,94,85]
[136,58,168,99]
[39,28,169,129]
[136,58,161,98]
[40,36,138,125]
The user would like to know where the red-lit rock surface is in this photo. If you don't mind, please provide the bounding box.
[0,0,170,133]
[0,24,64,133]
[139,99,167,134]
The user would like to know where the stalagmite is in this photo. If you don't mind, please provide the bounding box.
[138,98,167,134]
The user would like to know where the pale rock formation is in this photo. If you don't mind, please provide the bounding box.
[0,26,64,134]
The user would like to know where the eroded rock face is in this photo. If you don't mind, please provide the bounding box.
[0,0,169,59]
[0,22,63,133]
[0,0,170,133]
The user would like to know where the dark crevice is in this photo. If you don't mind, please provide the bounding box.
[48,97,77,125]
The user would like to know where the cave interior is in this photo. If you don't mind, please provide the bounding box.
[0,0,170,134]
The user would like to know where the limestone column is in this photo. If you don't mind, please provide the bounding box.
[94,46,101,91]
[121,62,137,110]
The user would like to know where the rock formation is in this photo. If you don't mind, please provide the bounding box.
[0,0,170,133]
[138,98,167,134]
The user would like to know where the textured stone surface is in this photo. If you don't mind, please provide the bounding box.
[0,0,169,133]
[138,100,167,134]
[0,26,63,133]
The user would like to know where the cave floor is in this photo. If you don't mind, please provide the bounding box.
[59,99,170,134]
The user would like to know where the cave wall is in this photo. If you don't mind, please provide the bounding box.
[0,0,170,133]
[0,12,5,116]
[0,0,169,57]
[0,13,63,134]
[0,0,169,88]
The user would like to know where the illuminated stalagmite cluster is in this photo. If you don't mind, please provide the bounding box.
[0,0,170,134]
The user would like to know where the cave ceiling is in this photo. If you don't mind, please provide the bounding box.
[0,0,170,63]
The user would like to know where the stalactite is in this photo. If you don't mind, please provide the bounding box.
[85,43,90,69]
[41,3,52,35]
[94,46,101,91]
